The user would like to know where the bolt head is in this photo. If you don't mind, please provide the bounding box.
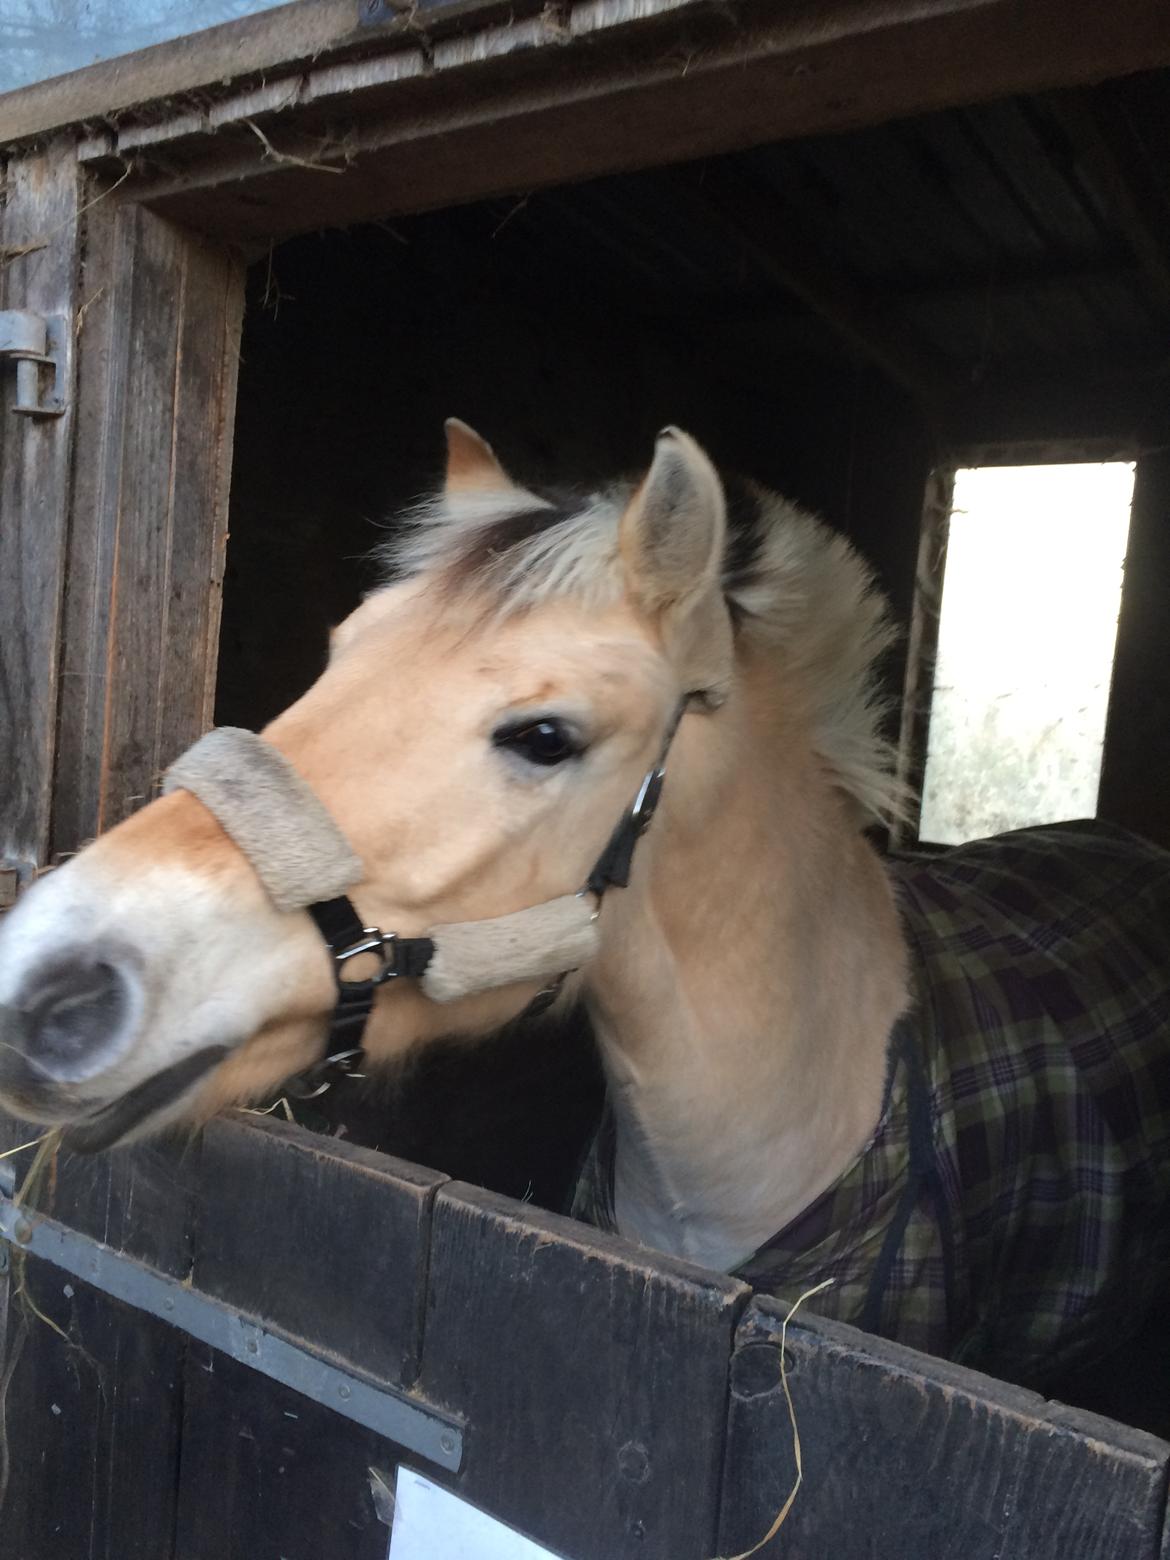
[13,1217,33,1245]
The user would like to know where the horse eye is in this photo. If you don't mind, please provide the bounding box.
[494,719,581,767]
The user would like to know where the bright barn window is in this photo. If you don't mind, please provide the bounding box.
[916,461,1136,846]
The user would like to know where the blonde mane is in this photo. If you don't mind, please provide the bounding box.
[379,473,902,824]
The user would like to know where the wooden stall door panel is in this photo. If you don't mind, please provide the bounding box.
[416,1182,750,1560]
[175,1345,394,1560]
[192,1113,448,1385]
[0,1119,202,1560]
[0,1277,186,1560]
[718,1300,1170,1560]
[171,1117,448,1559]
[0,147,80,878]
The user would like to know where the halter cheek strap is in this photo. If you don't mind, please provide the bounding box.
[164,709,684,1096]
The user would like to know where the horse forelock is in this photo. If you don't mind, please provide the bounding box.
[374,467,903,825]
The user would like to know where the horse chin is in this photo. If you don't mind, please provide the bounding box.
[60,1044,231,1153]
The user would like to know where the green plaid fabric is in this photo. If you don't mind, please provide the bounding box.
[572,822,1170,1385]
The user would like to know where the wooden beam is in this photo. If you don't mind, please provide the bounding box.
[115,0,1170,247]
[0,0,529,146]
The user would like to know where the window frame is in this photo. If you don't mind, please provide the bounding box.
[893,437,1141,849]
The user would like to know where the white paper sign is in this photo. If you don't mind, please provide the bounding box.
[388,1467,565,1560]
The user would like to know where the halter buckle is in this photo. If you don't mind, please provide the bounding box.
[334,927,401,986]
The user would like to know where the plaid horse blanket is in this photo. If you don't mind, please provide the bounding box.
[572,822,1170,1385]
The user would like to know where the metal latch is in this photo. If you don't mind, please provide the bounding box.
[0,311,70,417]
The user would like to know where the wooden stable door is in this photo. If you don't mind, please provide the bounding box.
[0,147,243,888]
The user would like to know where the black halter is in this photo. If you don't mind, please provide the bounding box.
[285,702,686,1099]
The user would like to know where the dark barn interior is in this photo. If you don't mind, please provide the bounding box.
[214,67,1170,1420]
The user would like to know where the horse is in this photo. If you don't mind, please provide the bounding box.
[1,420,1168,1388]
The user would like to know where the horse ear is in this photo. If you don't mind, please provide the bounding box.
[621,429,732,703]
[444,418,517,495]
[620,427,726,609]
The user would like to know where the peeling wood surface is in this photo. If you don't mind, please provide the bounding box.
[0,148,80,877]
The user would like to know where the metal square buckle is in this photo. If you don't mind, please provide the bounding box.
[334,927,399,986]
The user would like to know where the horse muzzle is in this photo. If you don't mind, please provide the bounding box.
[0,947,230,1150]
[0,949,138,1086]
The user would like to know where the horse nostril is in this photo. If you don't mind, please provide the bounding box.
[19,957,135,1083]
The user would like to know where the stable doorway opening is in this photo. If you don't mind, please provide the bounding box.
[904,460,1137,846]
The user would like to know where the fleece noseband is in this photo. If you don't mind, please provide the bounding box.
[164,714,682,1097]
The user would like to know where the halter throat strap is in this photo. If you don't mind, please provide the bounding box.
[164,705,688,1094]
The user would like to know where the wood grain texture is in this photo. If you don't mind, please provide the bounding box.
[0,146,80,877]
[194,1112,448,1386]
[122,0,1170,245]
[416,1181,750,1560]
[51,201,244,853]
[718,1299,1170,1560]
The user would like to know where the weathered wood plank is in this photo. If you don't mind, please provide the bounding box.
[0,0,529,146]
[0,1114,200,1560]
[51,203,244,852]
[174,1344,394,1560]
[0,146,80,879]
[194,1112,448,1386]
[132,0,1170,244]
[416,1182,749,1560]
[171,1115,449,1557]
[717,1300,1170,1560]
[0,1273,187,1560]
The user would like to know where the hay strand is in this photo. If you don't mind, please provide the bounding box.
[715,1277,835,1560]
[0,1132,51,1161]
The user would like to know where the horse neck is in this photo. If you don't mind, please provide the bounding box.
[583,650,909,1271]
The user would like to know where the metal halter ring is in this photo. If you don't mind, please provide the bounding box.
[333,926,401,986]
[283,1047,367,1101]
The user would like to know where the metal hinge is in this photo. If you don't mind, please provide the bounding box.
[0,858,36,912]
[0,311,70,418]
